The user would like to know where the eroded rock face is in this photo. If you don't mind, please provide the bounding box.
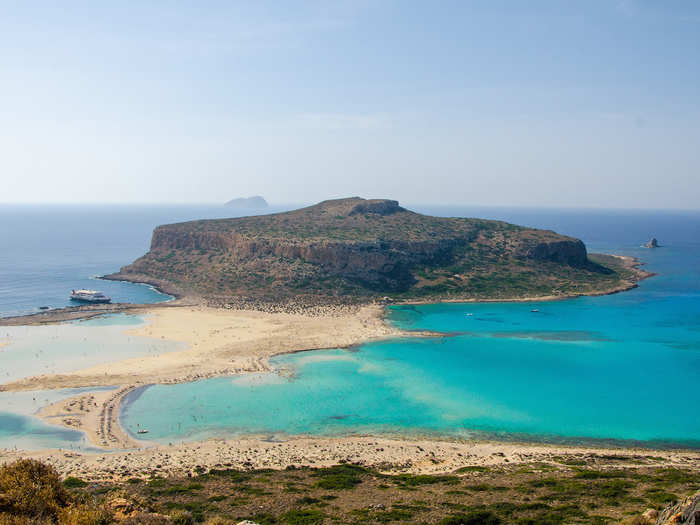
[656,491,700,524]
[515,239,589,267]
[348,199,403,216]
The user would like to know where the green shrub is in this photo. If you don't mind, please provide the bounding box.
[311,465,365,490]
[170,509,195,525]
[0,459,71,521]
[281,508,325,524]
[439,510,501,525]
[63,477,89,489]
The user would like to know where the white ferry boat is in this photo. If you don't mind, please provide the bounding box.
[69,289,112,304]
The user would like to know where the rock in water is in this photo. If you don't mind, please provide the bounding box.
[645,237,660,248]
[225,196,268,209]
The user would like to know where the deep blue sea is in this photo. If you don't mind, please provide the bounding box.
[0,204,291,317]
[1,204,699,449]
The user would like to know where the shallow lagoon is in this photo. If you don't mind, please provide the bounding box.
[121,242,700,447]
[0,314,181,450]
[0,388,115,451]
[0,313,182,384]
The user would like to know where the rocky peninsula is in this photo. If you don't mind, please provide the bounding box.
[105,197,647,307]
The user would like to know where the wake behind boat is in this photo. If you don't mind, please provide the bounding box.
[69,289,111,304]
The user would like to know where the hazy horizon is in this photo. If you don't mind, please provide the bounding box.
[2,1,699,209]
[3,198,700,214]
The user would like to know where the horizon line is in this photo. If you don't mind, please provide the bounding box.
[0,200,698,214]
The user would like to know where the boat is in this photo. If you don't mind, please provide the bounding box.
[69,289,112,304]
[531,308,539,313]
[137,429,149,434]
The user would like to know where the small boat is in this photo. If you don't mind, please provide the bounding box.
[531,309,539,313]
[466,313,473,316]
[137,429,149,434]
[39,306,50,310]
[69,289,111,304]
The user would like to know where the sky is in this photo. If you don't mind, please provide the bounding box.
[1,1,699,208]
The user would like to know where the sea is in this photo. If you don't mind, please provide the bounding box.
[1,204,699,450]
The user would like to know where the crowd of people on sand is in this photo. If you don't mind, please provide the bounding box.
[206,296,373,317]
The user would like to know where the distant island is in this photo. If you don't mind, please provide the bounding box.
[224,196,268,209]
[107,197,649,306]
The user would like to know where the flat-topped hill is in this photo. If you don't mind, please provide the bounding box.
[108,198,643,305]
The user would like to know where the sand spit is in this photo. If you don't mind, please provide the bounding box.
[3,436,699,483]
[38,387,142,450]
[2,304,404,394]
[0,299,193,327]
[2,304,410,450]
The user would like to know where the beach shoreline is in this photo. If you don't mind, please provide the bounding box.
[2,304,410,451]
[0,254,653,327]
[0,252,662,468]
[3,433,699,483]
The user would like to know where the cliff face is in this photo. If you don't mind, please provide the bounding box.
[112,197,619,303]
[515,239,589,267]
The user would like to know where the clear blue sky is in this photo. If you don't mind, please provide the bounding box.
[1,1,698,208]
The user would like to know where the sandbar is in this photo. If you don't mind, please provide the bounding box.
[2,304,411,449]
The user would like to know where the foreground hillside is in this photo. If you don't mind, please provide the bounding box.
[108,198,643,305]
[2,458,698,524]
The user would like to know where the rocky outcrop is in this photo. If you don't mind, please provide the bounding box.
[349,199,403,216]
[515,239,589,267]
[113,197,625,302]
[645,237,660,248]
[656,491,700,524]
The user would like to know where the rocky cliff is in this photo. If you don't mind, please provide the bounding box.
[108,197,629,304]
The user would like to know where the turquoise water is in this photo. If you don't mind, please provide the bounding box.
[121,238,700,448]
[3,207,700,449]
[0,314,182,384]
[0,388,115,451]
[0,314,182,450]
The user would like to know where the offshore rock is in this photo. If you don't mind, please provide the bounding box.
[225,196,268,209]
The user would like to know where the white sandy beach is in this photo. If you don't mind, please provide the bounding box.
[3,304,408,449]
[3,304,403,393]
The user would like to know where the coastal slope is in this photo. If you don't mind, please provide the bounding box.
[107,197,643,305]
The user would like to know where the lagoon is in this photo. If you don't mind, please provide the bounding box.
[120,238,700,447]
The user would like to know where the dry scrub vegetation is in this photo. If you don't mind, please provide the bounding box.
[2,457,700,524]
